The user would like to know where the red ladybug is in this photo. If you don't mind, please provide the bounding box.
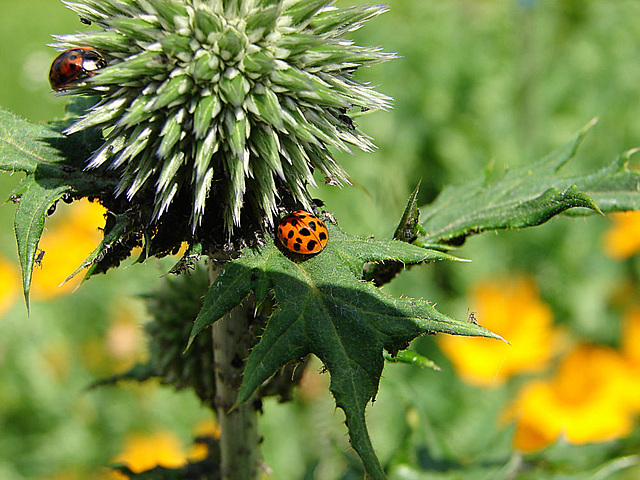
[49,47,106,91]
[277,210,329,255]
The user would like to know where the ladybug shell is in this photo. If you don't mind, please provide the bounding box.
[49,47,106,92]
[277,211,329,254]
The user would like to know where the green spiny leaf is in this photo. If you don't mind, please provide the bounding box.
[187,256,258,351]
[0,108,66,174]
[188,222,502,480]
[14,176,72,308]
[0,108,119,304]
[572,148,640,213]
[420,120,612,244]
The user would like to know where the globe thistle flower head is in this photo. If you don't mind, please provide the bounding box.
[56,0,394,247]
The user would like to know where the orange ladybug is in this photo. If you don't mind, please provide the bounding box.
[277,210,329,254]
[49,47,106,91]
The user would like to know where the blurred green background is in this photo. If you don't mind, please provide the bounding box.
[1,0,640,479]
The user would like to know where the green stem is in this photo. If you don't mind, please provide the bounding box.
[208,259,262,480]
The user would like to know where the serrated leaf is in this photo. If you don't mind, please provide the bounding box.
[420,120,613,244]
[0,108,67,174]
[0,106,118,306]
[188,223,502,479]
[572,148,640,213]
[14,176,71,308]
[0,106,114,187]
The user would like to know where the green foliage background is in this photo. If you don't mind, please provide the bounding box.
[0,1,639,479]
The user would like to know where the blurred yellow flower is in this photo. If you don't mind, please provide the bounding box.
[187,441,209,465]
[31,199,106,300]
[0,254,20,317]
[105,302,147,372]
[602,210,640,259]
[438,277,557,386]
[621,305,640,365]
[504,345,636,452]
[191,417,220,439]
[110,431,187,478]
[188,418,220,462]
[619,305,640,412]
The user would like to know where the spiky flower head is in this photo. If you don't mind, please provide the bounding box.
[57,0,392,246]
[145,266,216,404]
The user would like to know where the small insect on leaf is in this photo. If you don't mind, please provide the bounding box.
[34,249,45,268]
[277,210,329,255]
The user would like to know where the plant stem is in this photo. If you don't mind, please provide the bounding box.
[208,259,262,480]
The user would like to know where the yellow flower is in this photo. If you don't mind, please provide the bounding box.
[31,199,106,300]
[187,418,220,462]
[602,210,640,259]
[438,277,557,386]
[0,254,20,317]
[504,345,636,452]
[621,305,640,366]
[110,431,187,478]
[619,305,640,412]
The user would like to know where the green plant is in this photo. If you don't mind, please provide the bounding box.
[2,1,640,479]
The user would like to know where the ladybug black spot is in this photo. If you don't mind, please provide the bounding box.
[295,237,302,244]
[293,243,301,251]
[306,240,318,251]
[318,232,327,240]
[287,230,295,239]
[299,227,311,237]
[308,221,317,231]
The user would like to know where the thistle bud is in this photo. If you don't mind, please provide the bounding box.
[56,0,393,249]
